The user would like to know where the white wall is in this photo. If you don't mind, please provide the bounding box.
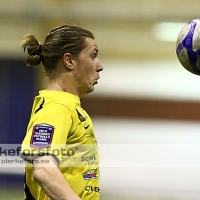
[94,117,200,200]
[92,60,200,101]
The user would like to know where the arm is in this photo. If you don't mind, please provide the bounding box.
[33,156,81,200]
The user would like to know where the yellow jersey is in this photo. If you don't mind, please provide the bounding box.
[20,90,100,200]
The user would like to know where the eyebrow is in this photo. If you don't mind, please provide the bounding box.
[93,48,98,53]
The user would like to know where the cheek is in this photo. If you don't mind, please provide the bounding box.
[76,67,90,83]
[76,58,95,80]
[83,63,95,77]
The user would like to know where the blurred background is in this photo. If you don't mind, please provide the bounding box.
[1,0,200,199]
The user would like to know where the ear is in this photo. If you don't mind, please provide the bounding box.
[63,53,74,70]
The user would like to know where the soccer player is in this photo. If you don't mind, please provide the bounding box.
[20,25,103,200]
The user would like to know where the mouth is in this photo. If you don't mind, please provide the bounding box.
[93,77,99,85]
[93,80,98,85]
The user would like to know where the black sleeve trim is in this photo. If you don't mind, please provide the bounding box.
[20,152,60,166]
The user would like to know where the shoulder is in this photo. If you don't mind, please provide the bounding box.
[38,90,81,112]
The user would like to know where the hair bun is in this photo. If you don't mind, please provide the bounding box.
[27,44,42,56]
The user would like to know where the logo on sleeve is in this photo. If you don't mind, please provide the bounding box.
[30,124,54,149]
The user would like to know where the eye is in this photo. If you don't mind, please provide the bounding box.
[91,53,97,59]
[91,49,98,59]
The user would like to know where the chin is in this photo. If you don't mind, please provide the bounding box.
[87,87,94,94]
[81,87,94,96]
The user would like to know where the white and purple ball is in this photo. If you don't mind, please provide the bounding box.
[176,19,200,75]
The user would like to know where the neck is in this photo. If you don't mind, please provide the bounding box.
[47,79,80,97]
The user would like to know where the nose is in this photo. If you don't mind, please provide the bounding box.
[96,60,103,72]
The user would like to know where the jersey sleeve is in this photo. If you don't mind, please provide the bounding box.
[20,103,72,165]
